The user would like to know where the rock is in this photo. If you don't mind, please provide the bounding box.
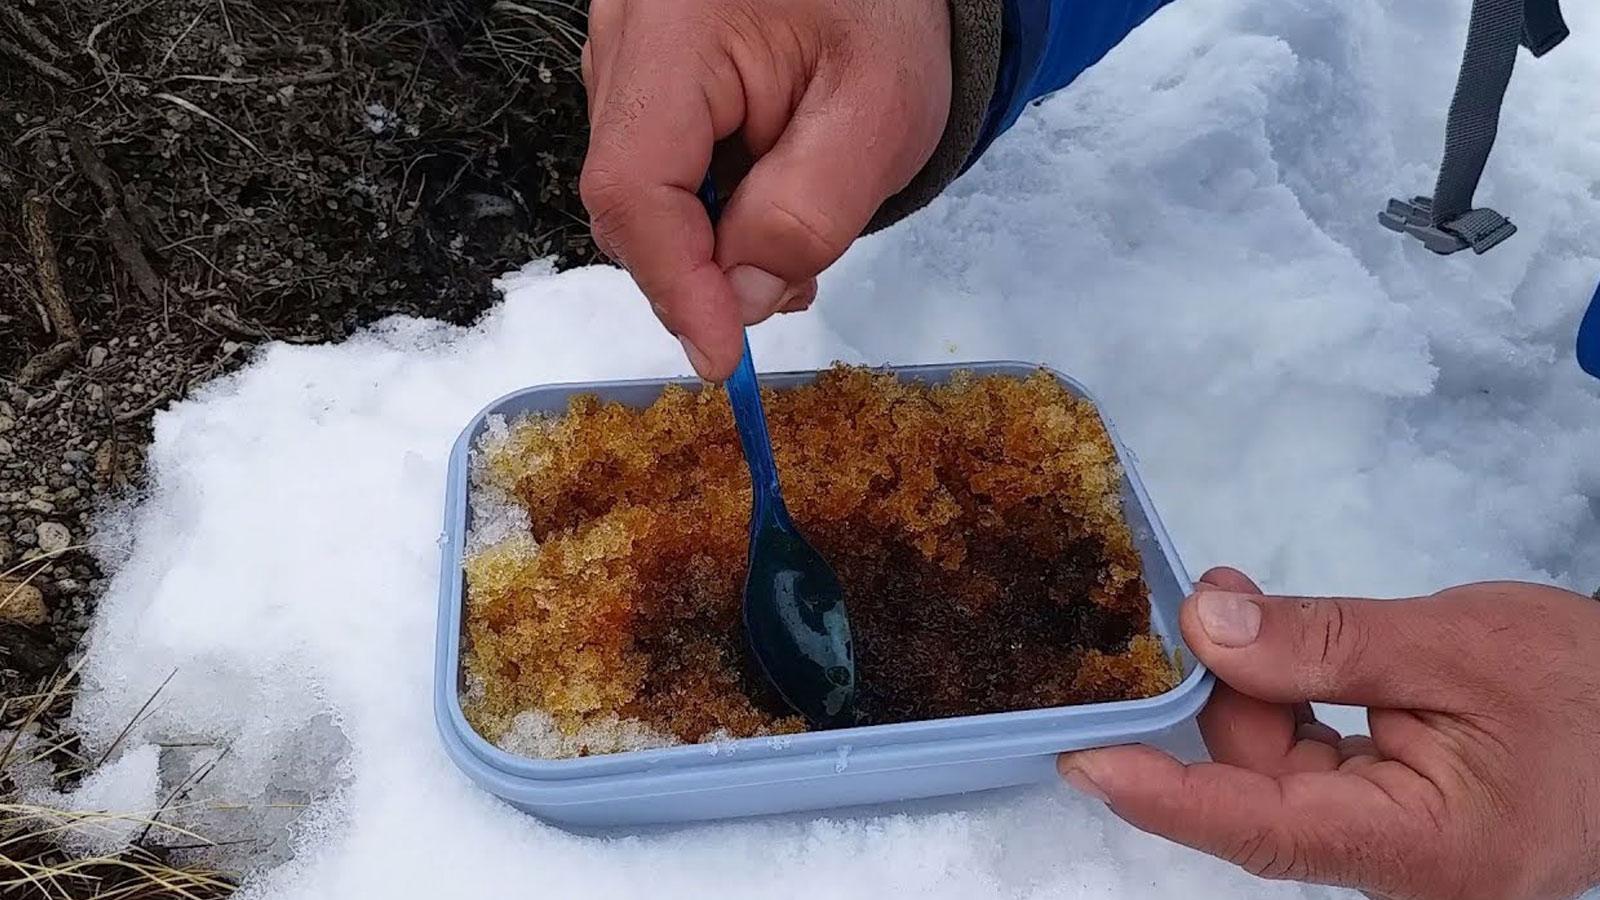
[24,498,54,515]
[0,536,12,563]
[0,579,47,626]
[55,486,80,503]
[36,522,70,555]
[0,437,10,457]
[63,450,88,464]
[0,416,12,434]
[0,623,59,676]
[88,345,108,368]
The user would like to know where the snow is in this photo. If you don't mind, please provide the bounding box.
[22,744,161,857]
[494,710,677,760]
[50,0,1600,896]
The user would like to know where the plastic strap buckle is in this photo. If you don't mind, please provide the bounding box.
[1378,196,1518,256]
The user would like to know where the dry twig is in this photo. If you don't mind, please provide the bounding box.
[17,344,77,386]
[19,194,82,384]
[66,127,165,306]
[0,36,78,87]
[22,196,79,346]
[198,306,314,345]
[0,2,66,59]
[152,93,267,160]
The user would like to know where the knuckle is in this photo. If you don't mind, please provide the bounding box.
[577,166,640,267]
[759,198,850,268]
[578,165,634,236]
[1227,827,1310,881]
[1300,598,1366,691]
[577,163,625,211]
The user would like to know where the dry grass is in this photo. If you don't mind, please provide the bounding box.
[1,645,236,899]
[0,804,235,900]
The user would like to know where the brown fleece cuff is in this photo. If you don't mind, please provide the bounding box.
[865,0,1004,235]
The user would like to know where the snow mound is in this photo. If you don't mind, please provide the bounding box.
[59,0,1600,897]
[23,744,160,857]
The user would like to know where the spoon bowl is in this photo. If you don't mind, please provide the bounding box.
[726,337,856,728]
[697,175,857,728]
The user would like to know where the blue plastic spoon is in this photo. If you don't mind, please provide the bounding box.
[696,176,856,728]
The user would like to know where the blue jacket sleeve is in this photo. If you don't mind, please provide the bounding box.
[965,0,1179,167]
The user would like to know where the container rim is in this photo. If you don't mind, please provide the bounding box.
[433,360,1213,783]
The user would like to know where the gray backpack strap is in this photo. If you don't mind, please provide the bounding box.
[1379,0,1568,255]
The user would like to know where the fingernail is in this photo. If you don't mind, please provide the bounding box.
[728,265,790,324]
[1197,591,1262,647]
[1059,766,1109,804]
[677,335,712,378]
[778,281,818,315]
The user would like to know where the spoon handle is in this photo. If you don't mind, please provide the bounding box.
[695,175,785,520]
[727,334,783,509]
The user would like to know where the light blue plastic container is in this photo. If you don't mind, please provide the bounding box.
[434,362,1213,829]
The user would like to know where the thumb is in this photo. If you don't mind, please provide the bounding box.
[712,69,947,323]
[1180,589,1471,711]
[1058,746,1422,890]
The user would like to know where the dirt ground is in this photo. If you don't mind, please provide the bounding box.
[1,0,595,892]
[1,0,596,684]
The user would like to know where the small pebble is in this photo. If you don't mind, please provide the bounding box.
[24,498,54,514]
[0,416,13,433]
[0,438,11,457]
[36,522,70,555]
[55,486,80,502]
[0,579,47,626]
[88,346,108,368]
